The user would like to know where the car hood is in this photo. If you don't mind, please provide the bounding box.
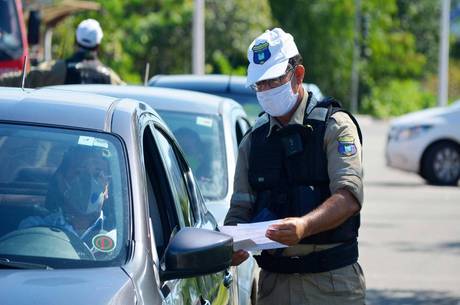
[0,267,135,305]
[390,106,458,127]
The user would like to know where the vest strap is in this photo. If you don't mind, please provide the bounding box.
[254,239,358,273]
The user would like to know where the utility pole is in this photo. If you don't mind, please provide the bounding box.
[350,0,361,113]
[438,0,451,107]
[192,0,205,75]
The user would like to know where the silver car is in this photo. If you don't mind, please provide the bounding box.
[0,87,237,305]
[50,84,258,305]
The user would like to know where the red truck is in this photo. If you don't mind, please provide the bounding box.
[0,0,29,74]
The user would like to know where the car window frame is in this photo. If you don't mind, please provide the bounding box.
[0,120,132,268]
[151,123,197,228]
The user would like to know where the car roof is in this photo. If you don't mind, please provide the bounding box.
[0,87,123,131]
[50,84,242,116]
[150,74,254,95]
[149,74,324,100]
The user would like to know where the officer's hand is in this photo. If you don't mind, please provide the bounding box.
[231,249,250,266]
[266,217,308,246]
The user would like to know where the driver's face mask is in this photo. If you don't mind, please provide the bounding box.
[64,171,106,215]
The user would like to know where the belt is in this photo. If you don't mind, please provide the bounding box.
[254,239,358,274]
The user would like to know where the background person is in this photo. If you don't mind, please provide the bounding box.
[225,28,365,305]
[0,18,123,87]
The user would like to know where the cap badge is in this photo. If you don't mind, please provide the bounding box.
[252,42,271,65]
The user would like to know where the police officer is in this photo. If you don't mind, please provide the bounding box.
[0,19,123,87]
[224,28,366,305]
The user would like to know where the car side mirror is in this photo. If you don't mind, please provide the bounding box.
[160,227,233,281]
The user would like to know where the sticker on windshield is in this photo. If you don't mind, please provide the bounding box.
[78,136,109,148]
[196,116,213,128]
[93,138,109,148]
[78,136,95,146]
[92,234,115,252]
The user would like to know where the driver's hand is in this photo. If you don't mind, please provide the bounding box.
[231,249,249,266]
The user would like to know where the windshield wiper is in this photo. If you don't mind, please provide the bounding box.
[0,258,53,270]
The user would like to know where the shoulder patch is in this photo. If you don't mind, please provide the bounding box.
[337,136,357,156]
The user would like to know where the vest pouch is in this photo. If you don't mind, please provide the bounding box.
[251,207,278,223]
[288,185,323,217]
[248,149,283,190]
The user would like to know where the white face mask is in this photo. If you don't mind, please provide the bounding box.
[256,81,299,117]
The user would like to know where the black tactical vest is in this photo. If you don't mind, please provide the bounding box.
[65,51,111,84]
[248,93,362,244]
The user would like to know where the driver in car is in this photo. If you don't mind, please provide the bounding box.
[18,145,113,253]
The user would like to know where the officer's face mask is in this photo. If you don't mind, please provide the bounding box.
[256,79,299,117]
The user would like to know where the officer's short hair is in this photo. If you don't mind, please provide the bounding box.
[288,54,303,70]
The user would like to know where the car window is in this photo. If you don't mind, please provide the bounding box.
[235,120,244,146]
[0,123,129,268]
[157,111,228,201]
[154,127,193,228]
[0,0,24,60]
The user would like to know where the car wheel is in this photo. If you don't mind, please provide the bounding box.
[422,142,460,186]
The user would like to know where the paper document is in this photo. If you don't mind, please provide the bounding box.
[219,220,288,252]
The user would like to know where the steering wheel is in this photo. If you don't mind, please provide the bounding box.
[0,226,96,261]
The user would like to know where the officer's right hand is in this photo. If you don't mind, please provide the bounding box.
[231,249,249,266]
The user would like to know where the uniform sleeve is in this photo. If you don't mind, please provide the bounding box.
[324,112,364,206]
[223,133,256,225]
[109,69,125,85]
[27,60,66,88]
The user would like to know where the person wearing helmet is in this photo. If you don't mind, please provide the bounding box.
[19,145,113,251]
[0,18,124,87]
[224,28,365,305]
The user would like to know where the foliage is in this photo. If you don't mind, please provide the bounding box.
[396,0,441,73]
[361,79,436,118]
[424,59,460,103]
[269,0,355,108]
[51,0,272,83]
[49,0,458,118]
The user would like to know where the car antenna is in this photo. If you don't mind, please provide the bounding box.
[144,62,150,86]
[21,55,28,91]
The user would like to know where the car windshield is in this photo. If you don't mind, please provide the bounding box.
[0,0,23,60]
[0,123,129,268]
[158,111,228,201]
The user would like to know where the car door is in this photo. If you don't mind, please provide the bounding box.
[145,121,236,305]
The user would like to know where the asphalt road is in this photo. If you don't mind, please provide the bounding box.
[356,116,460,305]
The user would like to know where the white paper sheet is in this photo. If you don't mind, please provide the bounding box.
[219,220,288,251]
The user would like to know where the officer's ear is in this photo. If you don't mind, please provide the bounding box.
[294,65,305,85]
[292,65,304,93]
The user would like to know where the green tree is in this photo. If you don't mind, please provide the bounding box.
[269,0,355,107]
[53,0,272,83]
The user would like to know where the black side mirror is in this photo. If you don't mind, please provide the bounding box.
[160,227,233,281]
[27,10,41,45]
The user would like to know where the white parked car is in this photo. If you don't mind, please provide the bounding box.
[386,101,460,185]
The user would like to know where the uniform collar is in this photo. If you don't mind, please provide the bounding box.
[266,92,315,137]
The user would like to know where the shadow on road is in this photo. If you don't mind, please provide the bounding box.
[367,289,460,305]
[364,181,426,188]
[385,241,460,254]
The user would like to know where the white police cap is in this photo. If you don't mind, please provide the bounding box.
[246,28,299,87]
[76,19,103,48]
